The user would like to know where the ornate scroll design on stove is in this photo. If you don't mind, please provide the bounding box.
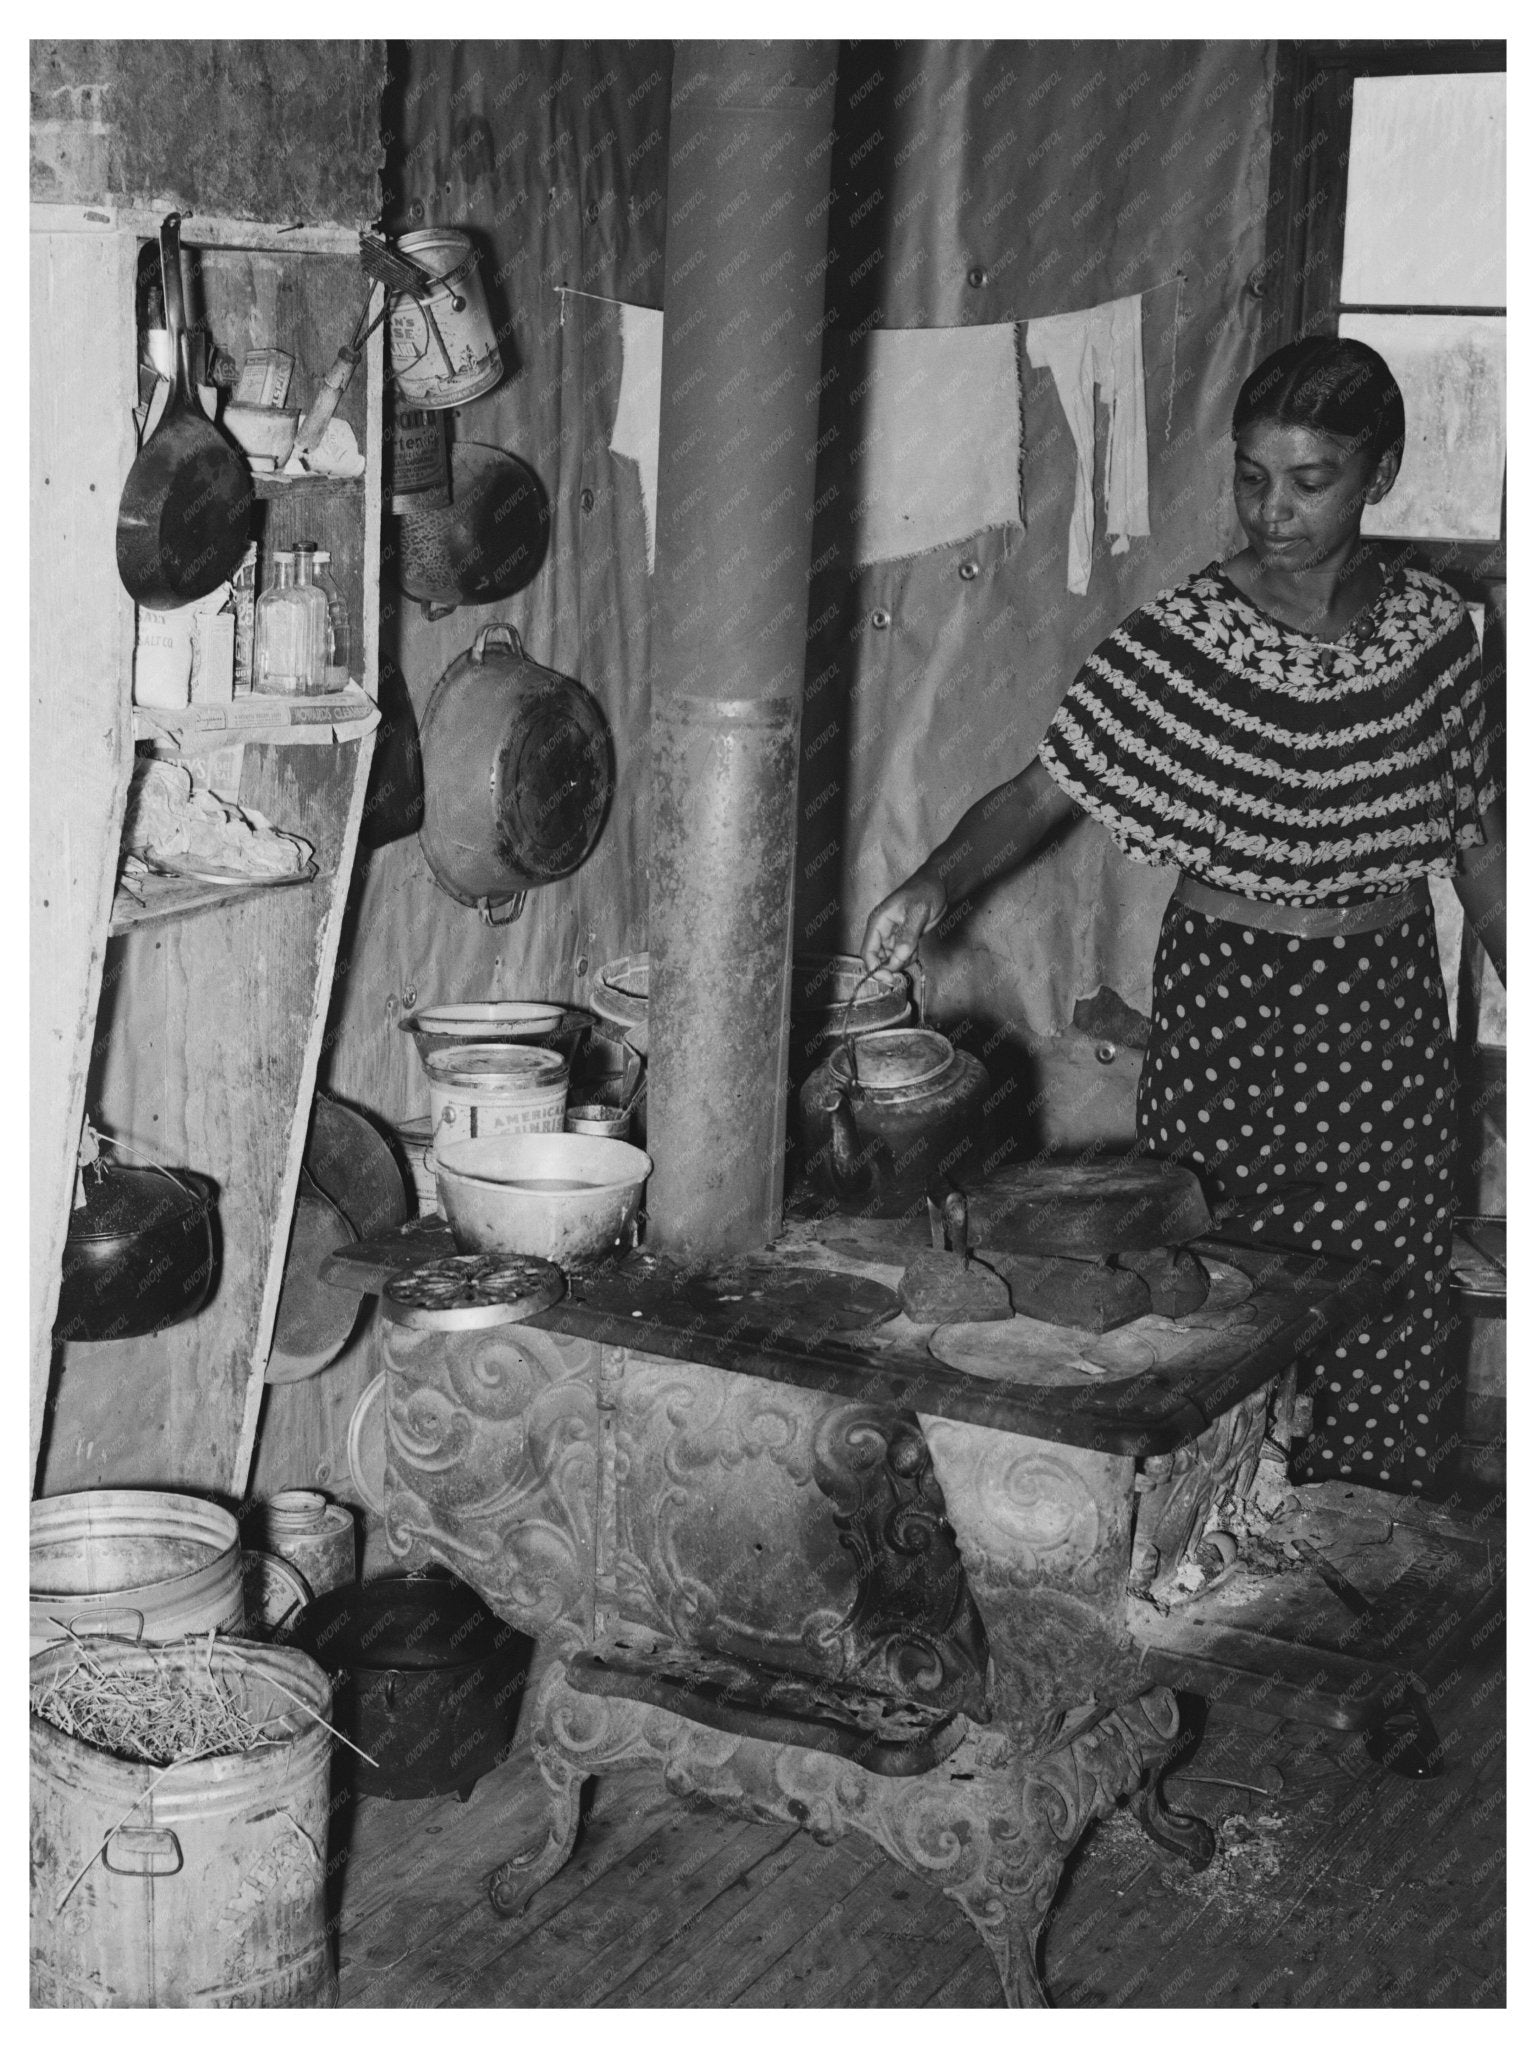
[380,1323,600,1653]
[916,1417,1141,1747]
[490,1655,1184,2008]
[1129,1383,1270,1596]
[809,1406,989,1714]
[609,1354,985,1711]
[609,1357,843,1658]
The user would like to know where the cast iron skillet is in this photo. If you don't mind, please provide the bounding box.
[116,214,255,609]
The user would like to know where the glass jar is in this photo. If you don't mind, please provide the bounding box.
[253,543,329,696]
[309,546,351,692]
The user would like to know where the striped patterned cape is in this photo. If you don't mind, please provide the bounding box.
[1037,560,1496,904]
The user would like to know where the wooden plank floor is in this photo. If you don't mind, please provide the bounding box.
[331,1634,1504,2009]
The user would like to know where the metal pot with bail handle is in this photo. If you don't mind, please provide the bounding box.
[417,622,615,924]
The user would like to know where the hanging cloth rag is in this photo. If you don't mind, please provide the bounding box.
[609,302,665,573]
[1024,294,1150,596]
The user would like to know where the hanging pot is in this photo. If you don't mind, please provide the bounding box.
[393,443,549,621]
[418,623,614,922]
[55,1155,217,1344]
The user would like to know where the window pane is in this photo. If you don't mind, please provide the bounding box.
[1341,312,1505,541]
[1340,73,1505,306]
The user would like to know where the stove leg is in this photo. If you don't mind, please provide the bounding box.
[488,1748,585,1918]
[948,1880,1050,2008]
[1134,1756,1216,1869]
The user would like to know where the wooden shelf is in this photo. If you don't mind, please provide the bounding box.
[132,689,379,747]
[109,865,322,935]
[253,471,367,498]
[34,206,384,1501]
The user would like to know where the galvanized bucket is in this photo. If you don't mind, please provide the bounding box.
[30,1491,244,1658]
[387,229,503,409]
[30,1637,337,2007]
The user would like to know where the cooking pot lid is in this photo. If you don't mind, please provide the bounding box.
[67,1160,206,1241]
[830,1028,954,1092]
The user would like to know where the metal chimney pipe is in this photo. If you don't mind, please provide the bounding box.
[645,41,839,1261]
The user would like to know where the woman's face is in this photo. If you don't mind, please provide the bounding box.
[1232,420,1398,572]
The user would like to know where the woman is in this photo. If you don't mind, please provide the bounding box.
[861,337,1505,1497]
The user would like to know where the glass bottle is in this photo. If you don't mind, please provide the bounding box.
[253,544,328,696]
[309,546,351,692]
[230,541,260,693]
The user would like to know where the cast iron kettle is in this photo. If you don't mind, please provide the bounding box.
[418,622,615,922]
[55,1151,217,1343]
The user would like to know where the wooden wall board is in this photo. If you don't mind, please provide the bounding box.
[30,222,138,1485]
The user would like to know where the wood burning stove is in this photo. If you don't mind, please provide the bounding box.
[361,1221,1502,2006]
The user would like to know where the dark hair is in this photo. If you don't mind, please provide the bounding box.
[1232,337,1405,466]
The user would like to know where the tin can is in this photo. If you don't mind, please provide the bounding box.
[387,230,503,410]
[389,405,452,514]
[255,1491,355,1601]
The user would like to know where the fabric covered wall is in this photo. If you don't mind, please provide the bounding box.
[326,42,672,1122]
[326,40,1276,1155]
[795,42,1276,1151]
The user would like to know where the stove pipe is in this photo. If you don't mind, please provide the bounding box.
[645,42,839,1260]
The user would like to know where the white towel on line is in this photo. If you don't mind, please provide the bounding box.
[1025,294,1150,596]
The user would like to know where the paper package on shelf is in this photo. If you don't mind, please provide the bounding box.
[121,757,314,881]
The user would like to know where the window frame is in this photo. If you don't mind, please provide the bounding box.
[1260,39,1506,597]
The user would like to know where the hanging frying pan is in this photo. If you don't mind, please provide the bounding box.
[393,443,550,621]
[116,214,255,610]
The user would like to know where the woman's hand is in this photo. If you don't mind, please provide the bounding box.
[860,874,948,973]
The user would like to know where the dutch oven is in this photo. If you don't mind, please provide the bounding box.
[418,622,615,921]
[284,1572,531,1800]
[54,1155,217,1344]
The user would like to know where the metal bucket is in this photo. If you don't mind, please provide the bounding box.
[30,1637,336,2007]
[30,1491,244,1658]
[425,1043,568,1148]
[387,229,503,409]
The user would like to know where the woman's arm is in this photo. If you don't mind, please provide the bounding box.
[860,756,1080,970]
[1453,797,1506,986]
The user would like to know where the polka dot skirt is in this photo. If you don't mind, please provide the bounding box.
[1136,896,1460,1496]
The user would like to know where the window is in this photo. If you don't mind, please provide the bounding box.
[1262,41,1505,591]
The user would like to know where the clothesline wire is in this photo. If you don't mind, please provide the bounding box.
[556,268,1191,320]
[560,269,1191,436]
